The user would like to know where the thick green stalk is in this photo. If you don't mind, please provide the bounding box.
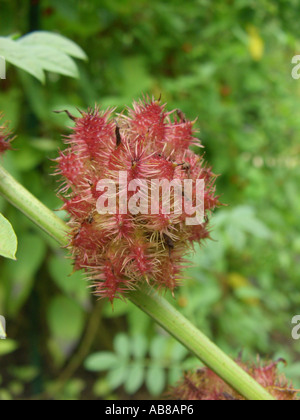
[0,164,275,400]
[0,166,68,245]
[129,284,274,400]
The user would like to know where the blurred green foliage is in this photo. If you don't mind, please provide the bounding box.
[0,0,300,400]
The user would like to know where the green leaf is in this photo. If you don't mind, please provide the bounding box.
[131,335,148,359]
[146,365,166,396]
[0,389,12,400]
[0,213,18,260]
[19,31,87,60]
[232,206,272,239]
[149,335,167,360]
[9,366,39,382]
[114,333,130,359]
[85,352,119,372]
[63,378,85,398]
[124,363,145,395]
[107,363,128,390]
[0,339,18,356]
[93,379,111,398]
[168,366,182,385]
[0,37,45,83]
[5,234,46,316]
[26,45,79,79]
[170,341,189,362]
[47,296,85,355]
[0,32,87,83]
[48,255,88,306]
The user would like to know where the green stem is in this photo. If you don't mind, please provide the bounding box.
[0,164,275,400]
[129,284,274,400]
[0,166,68,245]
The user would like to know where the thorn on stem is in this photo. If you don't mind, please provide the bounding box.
[53,110,77,121]
[176,109,186,123]
[115,125,122,147]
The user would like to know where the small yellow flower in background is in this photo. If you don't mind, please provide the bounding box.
[247,26,264,61]
[227,273,260,306]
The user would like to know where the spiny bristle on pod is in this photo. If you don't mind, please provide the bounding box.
[55,96,221,302]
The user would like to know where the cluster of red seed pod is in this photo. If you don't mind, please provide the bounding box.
[169,358,299,400]
[0,114,13,154]
[56,97,220,302]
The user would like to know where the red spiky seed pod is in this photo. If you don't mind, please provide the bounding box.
[0,114,14,155]
[169,359,299,401]
[55,97,220,302]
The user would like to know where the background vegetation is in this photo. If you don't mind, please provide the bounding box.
[0,0,300,400]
